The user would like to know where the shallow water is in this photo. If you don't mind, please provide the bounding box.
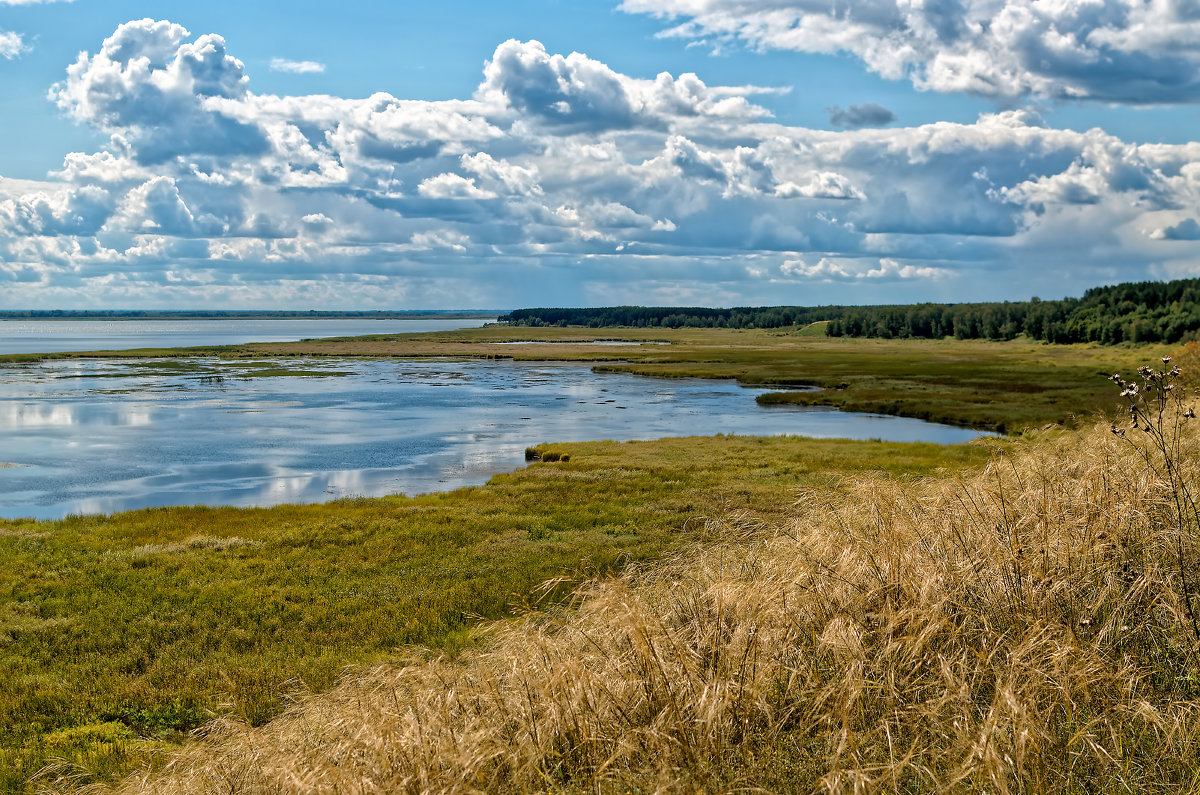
[0,358,989,519]
[0,317,493,355]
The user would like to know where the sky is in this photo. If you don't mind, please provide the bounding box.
[2,1,1200,310]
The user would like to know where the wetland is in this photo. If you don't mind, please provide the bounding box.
[0,356,983,519]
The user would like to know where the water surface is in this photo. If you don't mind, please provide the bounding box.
[0,358,988,519]
[0,317,493,355]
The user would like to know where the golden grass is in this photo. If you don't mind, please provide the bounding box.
[65,405,1200,794]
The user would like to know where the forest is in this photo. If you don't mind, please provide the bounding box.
[499,277,1200,344]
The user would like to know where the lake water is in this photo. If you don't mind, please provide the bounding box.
[0,317,495,355]
[0,358,989,520]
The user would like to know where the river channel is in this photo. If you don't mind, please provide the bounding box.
[0,357,989,519]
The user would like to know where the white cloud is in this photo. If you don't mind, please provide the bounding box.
[110,177,197,235]
[417,173,497,199]
[269,57,325,74]
[620,0,1200,104]
[49,19,266,164]
[0,31,26,58]
[0,185,114,236]
[775,172,863,200]
[3,19,1200,308]
[781,257,852,280]
[476,38,775,130]
[781,256,945,282]
[865,258,945,281]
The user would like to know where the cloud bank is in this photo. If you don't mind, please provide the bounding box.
[620,0,1200,104]
[0,18,1198,308]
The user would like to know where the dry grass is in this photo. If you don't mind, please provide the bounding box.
[60,409,1200,793]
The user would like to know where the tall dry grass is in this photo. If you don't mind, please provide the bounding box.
[60,376,1200,793]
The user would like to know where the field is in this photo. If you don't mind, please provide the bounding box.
[0,432,987,792]
[114,418,1200,794]
[1,326,1168,431]
[0,329,1187,792]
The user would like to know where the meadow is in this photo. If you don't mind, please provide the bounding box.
[91,353,1200,794]
[0,328,1184,792]
[1,432,986,792]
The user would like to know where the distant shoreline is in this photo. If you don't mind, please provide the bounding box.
[0,310,502,321]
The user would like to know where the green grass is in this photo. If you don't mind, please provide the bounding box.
[0,434,990,792]
[795,320,829,337]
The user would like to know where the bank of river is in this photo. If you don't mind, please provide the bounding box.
[0,357,990,519]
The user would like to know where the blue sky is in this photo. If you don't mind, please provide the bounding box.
[2,0,1200,309]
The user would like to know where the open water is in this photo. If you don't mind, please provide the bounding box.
[0,358,989,519]
[0,317,494,355]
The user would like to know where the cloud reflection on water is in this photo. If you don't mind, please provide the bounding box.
[0,357,989,519]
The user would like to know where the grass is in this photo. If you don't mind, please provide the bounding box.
[0,435,988,792]
[2,329,1188,791]
[3,327,1165,432]
[95,409,1200,794]
[796,320,830,337]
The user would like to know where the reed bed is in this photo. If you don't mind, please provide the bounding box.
[68,374,1200,793]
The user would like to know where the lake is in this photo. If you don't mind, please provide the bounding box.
[0,317,495,355]
[0,357,990,520]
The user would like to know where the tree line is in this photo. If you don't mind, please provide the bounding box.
[499,277,1200,344]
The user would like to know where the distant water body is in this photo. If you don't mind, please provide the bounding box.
[0,317,495,355]
[0,358,990,519]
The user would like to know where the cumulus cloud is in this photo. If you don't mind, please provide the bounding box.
[3,18,1200,308]
[0,185,114,236]
[775,172,863,200]
[828,103,895,129]
[417,173,497,199]
[49,18,268,163]
[0,31,26,58]
[269,57,325,74]
[476,38,775,130]
[620,0,1200,104]
[110,177,198,235]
